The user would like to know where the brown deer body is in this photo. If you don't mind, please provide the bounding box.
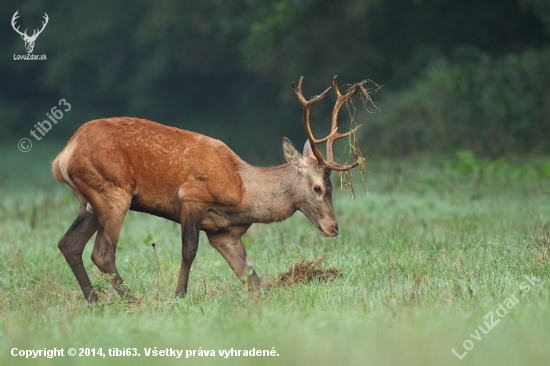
[53,76,364,302]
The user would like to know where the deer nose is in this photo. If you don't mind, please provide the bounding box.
[331,225,339,236]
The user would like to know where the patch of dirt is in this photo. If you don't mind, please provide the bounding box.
[265,258,341,288]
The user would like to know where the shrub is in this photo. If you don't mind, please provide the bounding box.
[362,47,550,156]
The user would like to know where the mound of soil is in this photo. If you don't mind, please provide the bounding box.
[265,258,341,288]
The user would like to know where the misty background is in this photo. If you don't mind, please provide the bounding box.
[1,0,549,164]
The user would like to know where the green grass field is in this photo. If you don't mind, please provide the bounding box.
[1,142,549,366]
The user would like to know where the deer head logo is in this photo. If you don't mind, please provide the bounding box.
[11,11,49,54]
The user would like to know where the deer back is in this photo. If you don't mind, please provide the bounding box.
[53,118,245,222]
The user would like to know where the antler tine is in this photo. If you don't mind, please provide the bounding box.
[292,77,331,165]
[11,11,27,37]
[323,75,363,171]
[330,75,361,133]
[34,13,49,37]
[291,77,331,108]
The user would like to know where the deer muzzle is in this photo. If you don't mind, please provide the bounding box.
[318,222,339,237]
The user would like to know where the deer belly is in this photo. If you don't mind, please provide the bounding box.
[129,195,180,223]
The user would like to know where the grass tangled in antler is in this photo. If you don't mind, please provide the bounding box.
[338,80,383,198]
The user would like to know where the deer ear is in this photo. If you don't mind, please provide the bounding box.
[283,138,308,168]
[303,140,315,158]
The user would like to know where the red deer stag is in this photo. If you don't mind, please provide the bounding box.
[52,75,364,302]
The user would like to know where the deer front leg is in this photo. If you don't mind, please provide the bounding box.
[175,211,204,297]
[206,226,260,290]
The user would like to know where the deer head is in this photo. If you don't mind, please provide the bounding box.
[284,75,363,237]
[11,11,49,54]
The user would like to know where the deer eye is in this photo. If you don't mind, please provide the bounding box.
[313,185,322,193]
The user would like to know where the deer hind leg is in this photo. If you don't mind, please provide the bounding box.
[86,188,134,300]
[57,197,99,302]
[206,226,260,289]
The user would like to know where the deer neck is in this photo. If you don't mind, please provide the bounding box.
[238,163,300,224]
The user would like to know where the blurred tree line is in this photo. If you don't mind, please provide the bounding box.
[1,0,548,162]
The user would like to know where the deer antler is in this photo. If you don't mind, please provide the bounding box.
[291,76,332,166]
[31,13,49,39]
[292,75,362,171]
[11,11,28,38]
[11,11,48,40]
